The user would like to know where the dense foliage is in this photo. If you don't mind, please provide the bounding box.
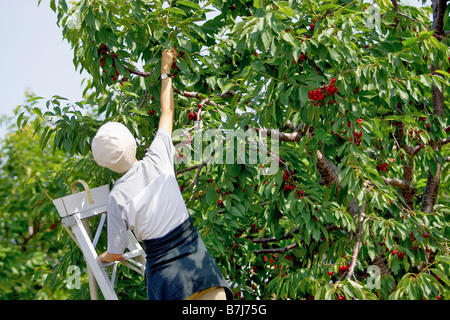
[3,0,449,300]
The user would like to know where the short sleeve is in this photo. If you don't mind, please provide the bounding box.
[106,195,129,254]
[145,128,175,170]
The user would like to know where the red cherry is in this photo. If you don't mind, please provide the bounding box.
[328,271,333,276]
[218,199,223,205]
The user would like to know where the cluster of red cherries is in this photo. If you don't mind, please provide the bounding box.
[308,78,338,106]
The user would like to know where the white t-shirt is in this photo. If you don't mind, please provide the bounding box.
[106,128,189,254]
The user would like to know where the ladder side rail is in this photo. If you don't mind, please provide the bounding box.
[66,214,119,300]
[126,230,146,266]
[122,261,145,275]
[92,213,106,248]
[81,218,99,300]
[110,262,119,287]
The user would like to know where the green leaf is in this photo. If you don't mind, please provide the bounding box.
[166,7,187,16]
[191,24,206,42]
[407,281,416,300]
[16,112,25,129]
[314,128,327,142]
[230,206,244,218]
[418,30,435,39]
[253,0,264,9]
[436,255,450,264]
[435,65,450,76]
[176,0,201,10]
[85,6,95,27]
[298,87,309,106]
[27,96,44,103]
[402,37,418,48]
[431,268,450,286]
[343,283,355,298]
[260,30,272,52]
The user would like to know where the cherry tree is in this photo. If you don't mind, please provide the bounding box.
[19,0,450,299]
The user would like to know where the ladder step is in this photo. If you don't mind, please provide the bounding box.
[122,249,145,260]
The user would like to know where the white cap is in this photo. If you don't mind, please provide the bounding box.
[91,122,137,173]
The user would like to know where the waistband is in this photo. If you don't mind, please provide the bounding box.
[142,217,195,253]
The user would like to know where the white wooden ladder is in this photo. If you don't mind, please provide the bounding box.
[53,180,146,300]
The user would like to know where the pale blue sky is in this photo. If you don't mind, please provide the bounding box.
[0,0,429,134]
[0,1,87,127]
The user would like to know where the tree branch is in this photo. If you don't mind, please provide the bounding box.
[175,145,220,178]
[444,125,450,134]
[124,65,153,77]
[251,224,339,255]
[176,163,201,176]
[251,226,302,243]
[174,88,252,107]
[252,242,299,255]
[432,0,448,35]
[391,0,399,25]
[137,90,149,109]
[253,123,310,143]
[390,0,399,11]
[130,90,149,117]
[174,88,202,100]
[316,149,340,186]
[382,177,406,190]
[420,1,446,212]
[431,82,445,118]
[253,128,304,142]
[421,158,442,213]
[346,202,367,280]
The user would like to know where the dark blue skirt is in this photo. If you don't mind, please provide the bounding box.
[143,217,232,300]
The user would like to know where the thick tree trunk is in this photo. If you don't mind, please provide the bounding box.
[420,0,447,213]
[431,0,448,35]
[316,150,339,186]
[421,163,442,213]
[402,157,415,210]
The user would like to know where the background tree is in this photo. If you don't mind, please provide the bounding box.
[0,94,72,299]
[17,0,450,299]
